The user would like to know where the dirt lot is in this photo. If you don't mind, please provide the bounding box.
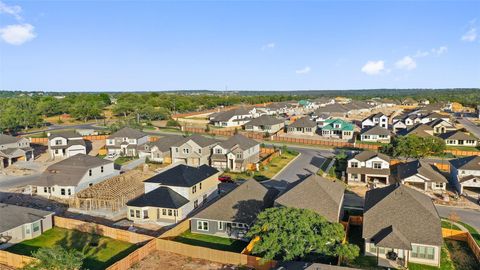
[130,251,248,270]
[0,265,14,270]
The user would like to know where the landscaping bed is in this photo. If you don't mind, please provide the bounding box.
[6,227,138,270]
[173,231,248,253]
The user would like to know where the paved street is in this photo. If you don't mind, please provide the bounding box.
[456,117,480,138]
[436,205,480,232]
[0,174,41,191]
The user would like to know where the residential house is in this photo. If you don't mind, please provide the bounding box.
[360,126,391,143]
[311,111,332,127]
[401,97,419,107]
[126,164,221,225]
[420,112,450,124]
[320,119,354,140]
[171,134,218,166]
[0,204,53,246]
[438,131,478,147]
[363,184,442,268]
[287,117,317,136]
[394,160,447,191]
[311,97,335,109]
[31,154,117,199]
[209,108,252,127]
[0,134,33,169]
[274,174,345,223]
[147,135,185,163]
[343,100,374,115]
[402,124,435,138]
[313,104,350,118]
[346,151,391,186]
[361,113,389,129]
[48,131,86,159]
[449,156,480,194]
[392,115,422,132]
[191,179,277,240]
[210,134,260,172]
[244,115,285,134]
[426,119,456,135]
[106,127,149,157]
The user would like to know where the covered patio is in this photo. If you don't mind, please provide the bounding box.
[371,225,411,268]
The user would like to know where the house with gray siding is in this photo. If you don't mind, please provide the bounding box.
[210,134,260,172]
[0,134,33,169]
[191,179,278,240]
[106,127,149,157]
[0,204,53,247]
[146,135,185,163]
[171,134,218,166]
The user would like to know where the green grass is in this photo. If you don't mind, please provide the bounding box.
[446,145,480,152]
[6,227,137,270]
[457,221,480,246]
[114,156,135,165]
[96,154,106,159]
[441,220,461,231]
[173,231,248,253]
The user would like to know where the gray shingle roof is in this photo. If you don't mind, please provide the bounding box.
[363,184,442,248]
[126,186,189,209]
[0,134,22,145]
[395,160,447,183]
[361,125,391,136]
[144,164,219,187]
[48,131,82,140]
[245,115,284,126]
[181,134,218,148]
[274,175,345,222]
[0,204,53,233]
[217,134,258,150]
[149,135,185,152]
[211,108,251,122]
[108,127,147,139]
[289,117,317,128]
[450,156,480,170]
[438,131,477,141]
[194,179,277,224]
[351,151,390,162]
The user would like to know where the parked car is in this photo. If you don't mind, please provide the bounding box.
[107,153,117,159]
[218,175,233,183]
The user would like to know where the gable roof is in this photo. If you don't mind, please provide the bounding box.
[438,131,477,141]
[211,108,251,122]
[48,131,82,140]
[404,124,434,138]
[126,186,189,209]
[289,117,317,128]
[217,134,258,150]
[450,155,480,170]
[314,104,350,114]
[363,184,442,247]
[144,164,219,187]
[149,135,185,152]
[274,175,345,222]
[182,134,218,148]
[245,115,284,126]
[395,160,447,183]
[361,125,390,136]
[323,119,354,131]
[372,225,412,250]
[0,204,53,233]
[351,150,390,162]
[194,179,277,224]
[108,127,147,139]
[0,134,22,145]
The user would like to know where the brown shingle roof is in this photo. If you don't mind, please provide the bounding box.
[395,160,447,183]
[289,117,317,128]
[450,155,480,170]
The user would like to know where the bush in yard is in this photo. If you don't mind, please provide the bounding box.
[166,119,181,128]
[247,207,360,261]
[23,246,84,270]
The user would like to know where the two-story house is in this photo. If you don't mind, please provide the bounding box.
[171,134,218,166]
[346,151,391,186]
[209,108,252,127]
[360,126,391,143]
[48,131,86,159]
[106,127,149,157]
[320,119,354,140]
[147,135,185,163]
[210,134,260,172]
[0,134,33,169]
[30,154,117,199]
[361,113,389,129]
[126,164,221,225]
[244,115,285,134]
[449,156,480,194]
[287,117,317,136]
[394,160,447,191]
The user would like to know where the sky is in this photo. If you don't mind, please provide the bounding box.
[0,0,479,92]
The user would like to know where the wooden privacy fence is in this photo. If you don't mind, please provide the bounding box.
[29,135,108,145]
[54,216,154,244]
[0,251,35,268]
[159,219,191,239]
[105,239,157,270]
[445,149,480,157]
[442,228,480,262]
[156,238,276,270]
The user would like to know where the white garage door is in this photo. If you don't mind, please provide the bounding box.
[68,148,85,156]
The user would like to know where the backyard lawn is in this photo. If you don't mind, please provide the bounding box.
[6,227,138,270]
[446,145,480,152]
[173,230,248,253]
[441,220,461,230]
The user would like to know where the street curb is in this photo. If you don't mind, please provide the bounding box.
[271,152,302,180]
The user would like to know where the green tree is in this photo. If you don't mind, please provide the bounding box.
[246,207,360,261]
[383,135,446,159]
[22,246,84,270]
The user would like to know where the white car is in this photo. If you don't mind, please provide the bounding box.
[107,153,117,159]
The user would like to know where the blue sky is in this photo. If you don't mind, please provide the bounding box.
[0,1,479,91]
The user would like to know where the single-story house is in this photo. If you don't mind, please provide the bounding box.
[287,117,317,136]
[210,108,252,127]
[320,119,355,140]
[244,115,285,134]
[360,126,391,143]
[438,131,478,147]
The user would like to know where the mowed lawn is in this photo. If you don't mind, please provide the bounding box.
[174,230,248,253]
[6,227,138,270]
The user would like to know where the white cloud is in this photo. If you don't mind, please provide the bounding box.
[414,50,430,58]
[395,56,416,70]
[295,66,311,74]
[0,24,36,45]
[361,60,385,75]
[462,27,477,42]
[0,0,22,20]
[414,46,448,58]
[261,42,275,50]
[431,46,448,55]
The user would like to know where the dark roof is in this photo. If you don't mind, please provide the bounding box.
[438,131,477,141]
[404,124,434,138]
[108,127,147,139]
[217,134,258,150]
[363,184,442,247]
[351,151,390,162]
[144,164,219,187]
[48,131,82,140]
[276,262,358,270]
[0,134,22,145]
[193,179,277,224]
[126,186,189,209]
[275,175,345,222]
[314,104,349,114]
[289,117,317,128]
[211,108,251,122]
[180,134,218,148]
[395,160,447,183]
[149,135,185,152]
[372,225,412,250]
[245,115,284,126]
[450,155,480,170]
[50,139,86,149]
[0,204,53,233]
[361,125,390,136]
[33,154,113,186]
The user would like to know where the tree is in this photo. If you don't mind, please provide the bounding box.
[22,246,84,270]
[246,207,360,261]
[381,135,446,159]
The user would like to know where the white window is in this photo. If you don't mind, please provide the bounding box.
[236,153,242,159]
[218,221,224,230]
[373,162,382,169]
[55,140,62,145]
[183,148,189,154]
[197,220,209,231]
[351,162,358,168]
